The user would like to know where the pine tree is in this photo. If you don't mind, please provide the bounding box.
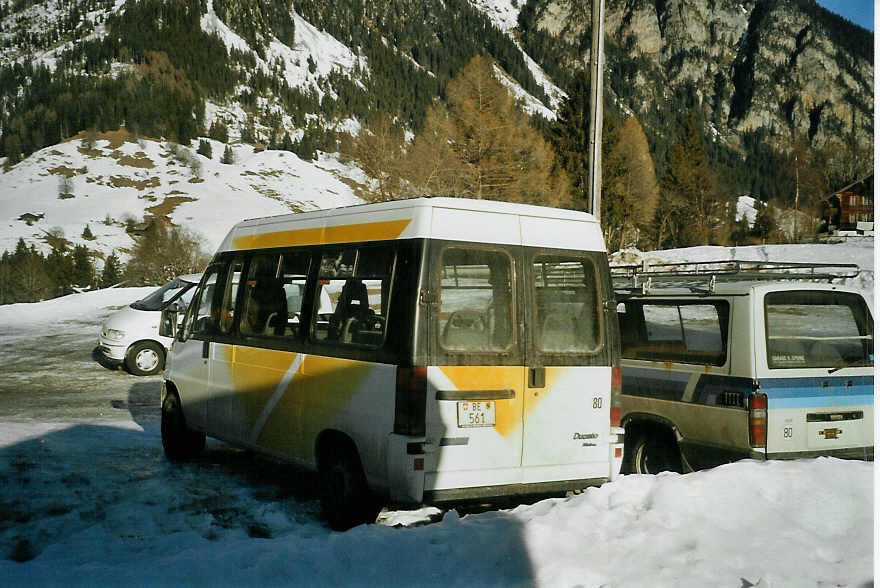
[403,56,570,206]
[655,109,726,247]
[101,251,123,287]
[350,114,405,201]
[197,139,213,159]
[11,241,51,302]
[125,222,209,285]
[602,114,660,250]
[81,224,95,240]
[0,251,12,304]
[209,121,229,143]
[221,145,235,164]
[71,245,94,290]
[548,72,589,204]
[46,245,75,297]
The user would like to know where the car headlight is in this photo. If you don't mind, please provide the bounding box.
[103,328,126,341]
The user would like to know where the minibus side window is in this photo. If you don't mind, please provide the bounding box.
[188,266,223,339]
[218,259,244,335]
[240,251,311,338]
[240,253,284,337]
[281,251,312,327]
[438,248,514,352]
[311,245,395,348]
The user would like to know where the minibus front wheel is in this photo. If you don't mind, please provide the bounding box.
[161,389,205,461]
[317,435,376,531]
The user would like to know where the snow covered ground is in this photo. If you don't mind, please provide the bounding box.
[0,241,875,586]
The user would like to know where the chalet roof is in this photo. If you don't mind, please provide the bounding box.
[830,172,873,199]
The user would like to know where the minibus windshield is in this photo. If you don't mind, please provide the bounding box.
[130,279,196,311]
[765,290,873,369]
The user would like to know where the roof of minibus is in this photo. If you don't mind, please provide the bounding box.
[216,197,605,253]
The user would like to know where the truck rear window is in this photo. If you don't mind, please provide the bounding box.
[765,291,873,369]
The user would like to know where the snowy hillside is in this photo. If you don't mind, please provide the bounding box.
[0,131,365,263]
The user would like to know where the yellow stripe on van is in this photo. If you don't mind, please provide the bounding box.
[256,354,376,458]
[232,219,412,250]
[439,366,566,438]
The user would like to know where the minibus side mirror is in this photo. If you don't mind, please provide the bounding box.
[159,309,178,338]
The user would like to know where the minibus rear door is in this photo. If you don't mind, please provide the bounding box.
[520,252,612,482]
[424,245,527,492]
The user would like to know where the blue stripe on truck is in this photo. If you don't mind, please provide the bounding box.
[767,395,873,409]
[759,375,874,409]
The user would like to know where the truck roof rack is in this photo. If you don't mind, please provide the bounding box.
[610,260,861,295]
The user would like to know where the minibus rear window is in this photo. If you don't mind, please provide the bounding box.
[438,248,514,353]
[533,255,601,353]
[765,291,873,369]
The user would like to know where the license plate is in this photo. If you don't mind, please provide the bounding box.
[457,401,495,428]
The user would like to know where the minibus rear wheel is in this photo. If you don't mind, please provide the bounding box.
[317,438,375,531]
[161,391,205,461]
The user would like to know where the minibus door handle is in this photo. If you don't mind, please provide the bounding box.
[528,366,545,388]
[202,340,210,359]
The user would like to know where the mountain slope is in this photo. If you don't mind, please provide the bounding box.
[0,130,363,259]
[0,0,873,262]
[518,0,873,193]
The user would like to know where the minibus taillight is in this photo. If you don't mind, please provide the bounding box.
[748,392,768,448]
[609,365,622,427]
[394,366,427,436]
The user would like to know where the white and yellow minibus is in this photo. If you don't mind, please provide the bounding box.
[160,197,624,529]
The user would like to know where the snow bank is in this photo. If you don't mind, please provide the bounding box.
[0,287,152,328]
[0,419,871,587]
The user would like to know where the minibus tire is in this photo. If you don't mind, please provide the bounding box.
[318,442,373,531]
[161,391,205,461]
[126,341,164,376]
[628,432,682,475]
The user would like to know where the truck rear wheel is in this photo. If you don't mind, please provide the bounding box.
[627,430,682,475]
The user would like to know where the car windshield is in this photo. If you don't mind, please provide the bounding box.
[765,290,873,369]
[130,279,197,311]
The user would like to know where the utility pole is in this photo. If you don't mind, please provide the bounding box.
[586,0,605,220]
[794,153,799,241]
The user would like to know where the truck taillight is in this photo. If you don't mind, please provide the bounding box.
[610,364,622,427]
[394,366,426,436]
[749,392,768,448]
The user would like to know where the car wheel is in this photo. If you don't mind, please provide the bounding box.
[628,432,682,475]
[318,441,375,531]
[161,390,205,461]
[125,341,164,376]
